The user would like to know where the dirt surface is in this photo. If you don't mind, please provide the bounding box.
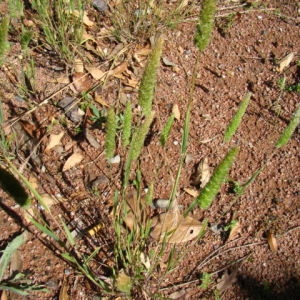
[0,1,299,299]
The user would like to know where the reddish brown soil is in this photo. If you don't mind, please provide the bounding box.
[0,1,299,299]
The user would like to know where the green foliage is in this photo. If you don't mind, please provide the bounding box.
[160,114,174,146]
[276,106,300,148]
[187,147,239,213]
[0,232,27,281]
[122,101,132,147]
[20,27,33,51]
[0,17,10,65]
[30,0,85,62]
[8,0,24,18]
[195,0,217,51]
[105,107,117,159]
[230,168,262,196]
[138,35,164,116]
[224,93,251,142]
[224,219,238,232]
[123,111,155,187]
[199,272,213,289]
[285,83,300,93]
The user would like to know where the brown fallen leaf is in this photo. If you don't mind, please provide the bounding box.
[84,128,100,149]
[59,280,69,300]
[72,72,92,93]
[192,157,210,188]
[74,58,84,73]
[62,152,84,171]
[277,52,294,72]
[45,131,64,152]
[227,221,241,241]
[267,232,278,252]
[85,66,106,80]
[110,62,128,77]
[217,268,238,292]
[172,104,180,121]
[95,92,109,107]
[151,210,202,243]
[183,187,199,198]
[71,10,94,27]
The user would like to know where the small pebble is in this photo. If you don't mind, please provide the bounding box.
[107,155,121,164]
[93,0,108,12]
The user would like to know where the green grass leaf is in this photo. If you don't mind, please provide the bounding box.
[160,114,175,146]
[0,17,10,65]
[122,101,132,147]
[29,218,60,243]
[0,232,27,281]
[105,107,117,159]
[275,106,300,148]
[224,93,251,142]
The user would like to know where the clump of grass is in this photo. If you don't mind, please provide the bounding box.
[224,93,251,143]
[160,114,175,146]
[138,34,164,116]
[122,101,132,147]
[105,107,117,159]
[8,0,24,18]
[275,106,300,148]
[0,17,10,65]
[186,147,239,213]
[195,0,217,51]
[30,0,85,63]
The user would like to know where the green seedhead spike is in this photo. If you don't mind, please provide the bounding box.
[195,0,217,51]
[105,107,117,159]
[138,35,164,116]
[276,106,300,148]
[224,93,251,142]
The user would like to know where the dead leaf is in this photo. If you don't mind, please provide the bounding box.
[63,152,83,171]
[162,56,176,67]
[125,78,139,89]
[151,210,202,243]
[45,131,64,152]
[84,128,100,149]
[59,281,69,300]
[110,62,128,77]
[95,92,109,107]
[183,187,199,197]
[172,104,180,120]
[216,268,238,292]
[0,290,8,300]
[72,72,92,92]
[267,232,278,252]
[140,252,151,270]
[74,59,84,73]
[227,222,241,241]
[192,157,210,187]
[277,52,294,72]
[71,10,94,27]
[85,66,106,80]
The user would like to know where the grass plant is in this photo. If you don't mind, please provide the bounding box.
[105,107,117,159]
[275,106,300,148]
[30,0,85,63]
[224,93,251,143]
[186,147,239,213]
[195,0,217,51]
[138,34,164,116]
[160,114,175,147]
[0,17,10,65]
[122,102,132,147]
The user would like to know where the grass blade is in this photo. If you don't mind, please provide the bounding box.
[60,218,75,247]
[275,106,300,148]
[0,16,10,65]
[160,114,175,146]
[122,101,132,147]
[105,107,117,159]
[0,232,27,281]
[224,93,251,142]
[186,147,239,213]
[29,218,60,243]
